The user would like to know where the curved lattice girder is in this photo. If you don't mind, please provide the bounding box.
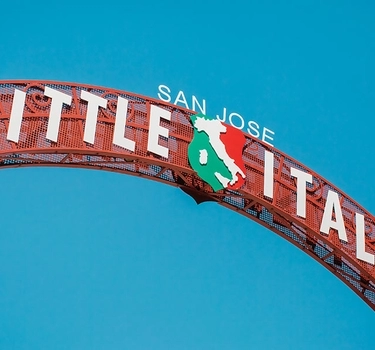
[0,80,374,310]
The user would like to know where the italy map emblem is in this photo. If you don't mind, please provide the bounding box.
[188,113,246,192]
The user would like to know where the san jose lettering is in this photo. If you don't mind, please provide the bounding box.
[157,84,275,146]
[6,86,374,266]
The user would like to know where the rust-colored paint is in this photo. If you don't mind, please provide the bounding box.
[0,80,374,310]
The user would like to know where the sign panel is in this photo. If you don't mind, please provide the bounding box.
[0,80,374,310]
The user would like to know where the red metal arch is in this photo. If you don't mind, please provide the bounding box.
[0,80,374,310]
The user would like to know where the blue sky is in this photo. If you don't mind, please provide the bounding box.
[0,1,374,349]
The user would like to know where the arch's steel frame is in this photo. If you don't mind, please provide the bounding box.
[0,80,374,310]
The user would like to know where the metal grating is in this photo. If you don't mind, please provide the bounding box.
[0,80,374,310]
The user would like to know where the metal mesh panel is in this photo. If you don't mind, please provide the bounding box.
[0,80,374,310]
